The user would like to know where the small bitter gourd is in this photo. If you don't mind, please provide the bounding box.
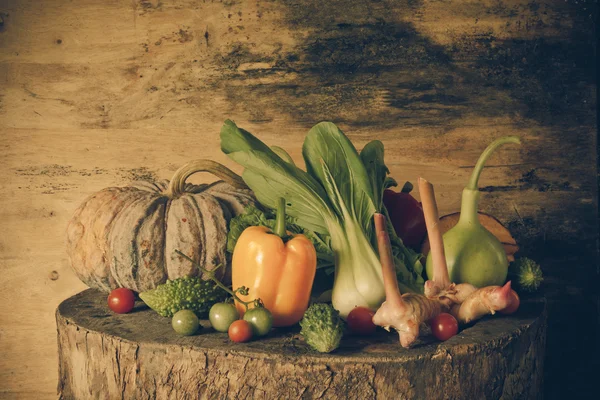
[139,276,227,317]
[299,303,344,353]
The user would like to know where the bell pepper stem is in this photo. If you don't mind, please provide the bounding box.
[401,181,413,193]
[274,197,287,238]
[174,249,257,311]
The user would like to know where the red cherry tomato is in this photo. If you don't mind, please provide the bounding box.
[228,320,253,343]
[429,313,458,341]
[107,288,136,314]
[499,290,520,315]
[347,306,377,335]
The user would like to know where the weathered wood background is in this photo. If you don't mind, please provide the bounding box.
[0,0,596,398]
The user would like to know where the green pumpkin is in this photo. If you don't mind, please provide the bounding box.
[66,160,256,292]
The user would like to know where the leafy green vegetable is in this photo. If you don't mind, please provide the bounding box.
[220,120,424,317]
[270,145,296,165]
[425,136,521,288]
[303,122,376,236]
[227,205,334,269]
[360,140,424,293]
[509,257,543,293]
[300,303,344,353]
[360,140,396,212]
[139,277,227,317]
[221,120,332,234]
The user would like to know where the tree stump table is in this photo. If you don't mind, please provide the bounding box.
[56,289,546,399]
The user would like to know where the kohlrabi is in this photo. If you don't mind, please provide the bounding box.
[220,120,423,318]
[425,136,521,288]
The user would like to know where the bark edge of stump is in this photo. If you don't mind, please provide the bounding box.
[57,289,547,399]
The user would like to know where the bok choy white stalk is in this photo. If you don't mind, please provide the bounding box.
[220,120,423,318]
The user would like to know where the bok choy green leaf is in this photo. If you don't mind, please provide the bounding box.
[220,120,423,317]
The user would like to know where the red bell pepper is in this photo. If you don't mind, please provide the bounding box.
[382,182,427,251]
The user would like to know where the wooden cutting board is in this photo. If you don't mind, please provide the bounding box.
[57,289,547,399]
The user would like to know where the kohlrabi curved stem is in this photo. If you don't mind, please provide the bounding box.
[459,136,521,225]
[274,197,287,238]
[466,136,521,191]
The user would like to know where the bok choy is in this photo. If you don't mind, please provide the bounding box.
[220,120,423,317]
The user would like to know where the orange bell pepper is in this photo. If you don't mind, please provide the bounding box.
[231,199,317,327]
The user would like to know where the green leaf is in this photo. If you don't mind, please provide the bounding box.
[270,146,296,166]
[221,120,335,234]
[360,139,423,293]
[384,176,398,190]
[226,206,267,253]
[302,122,377,237]
[360,140,389,212]
[298,229,334,268]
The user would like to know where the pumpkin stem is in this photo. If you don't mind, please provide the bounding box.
[165,159,248,197]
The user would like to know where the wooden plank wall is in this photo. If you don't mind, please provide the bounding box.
[0,0,597,398]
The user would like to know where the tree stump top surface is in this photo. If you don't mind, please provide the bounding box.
[58,289,546,363]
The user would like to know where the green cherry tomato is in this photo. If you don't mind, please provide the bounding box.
[243,307,273,337]
[171,310,200,336]
[209,302,239,332]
